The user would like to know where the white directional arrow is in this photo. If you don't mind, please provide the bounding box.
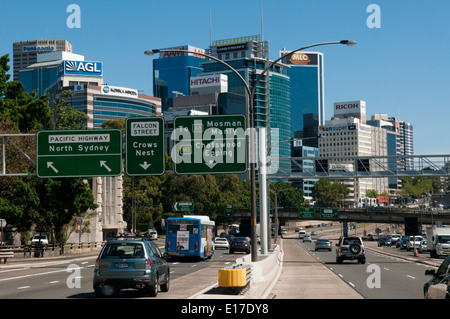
[47,162,59,173]
[139,161,152,170]
[205,161,217,169]
[100,160,112,172]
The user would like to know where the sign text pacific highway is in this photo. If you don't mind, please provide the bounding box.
[36,130,122,178]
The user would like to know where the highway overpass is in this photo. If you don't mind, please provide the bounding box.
[219,207,450,225]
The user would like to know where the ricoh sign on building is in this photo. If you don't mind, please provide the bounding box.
[333,100,366,120]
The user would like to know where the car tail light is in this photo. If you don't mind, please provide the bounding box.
[94,258,99,270]
[167,241,170,250]
[195,242,198,252]
[145,259,153,269]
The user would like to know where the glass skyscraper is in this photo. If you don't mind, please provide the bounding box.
[280,51,324,141]
[202,35,291,175]
[152,45,206,110]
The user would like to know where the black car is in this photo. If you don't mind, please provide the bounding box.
[424,254,450,299]
[229,236,250,254]
[93,236,170,297]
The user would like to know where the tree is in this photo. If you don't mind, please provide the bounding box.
[34,178,97,243]
[52,90,89,130]
[270,182,308,208]
[313,179,350,207]
[400,177,433,198]
[366,189,378,198]
[0,55,96,244]
[0,55,52,132]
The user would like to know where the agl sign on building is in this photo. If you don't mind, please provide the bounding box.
[58,60,103,77]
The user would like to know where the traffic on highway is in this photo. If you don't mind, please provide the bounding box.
[0,223,448,300]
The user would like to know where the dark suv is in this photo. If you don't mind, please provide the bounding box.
[335,236,366,264]
[93,237,170,297]
[229,237,251,254]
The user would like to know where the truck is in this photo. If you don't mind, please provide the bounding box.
[426,227,450,258]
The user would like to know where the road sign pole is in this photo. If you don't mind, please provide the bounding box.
[259,127,268,255]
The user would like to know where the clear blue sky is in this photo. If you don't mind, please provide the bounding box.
[1,0,449,155]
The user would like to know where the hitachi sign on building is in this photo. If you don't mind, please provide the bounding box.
[190,74,228,94]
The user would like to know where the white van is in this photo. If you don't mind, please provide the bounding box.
[298,230,307,239]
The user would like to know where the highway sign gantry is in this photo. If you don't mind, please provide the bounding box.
[36,130,122,178]
[126,117,165,176]
[172,115,247,174]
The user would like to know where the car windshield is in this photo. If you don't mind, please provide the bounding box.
[33,235,47,240]
[437,235,450,244]
[318,239,330,243]
[342,237,361,245]
[233,237,247,242]
[101,242,146,259]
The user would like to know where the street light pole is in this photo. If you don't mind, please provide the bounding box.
[145,48,259,260]
[145,40,356,261]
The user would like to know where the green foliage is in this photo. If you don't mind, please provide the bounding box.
[400,177,434,198]
[0,54,96,244]
[313,179,350,207]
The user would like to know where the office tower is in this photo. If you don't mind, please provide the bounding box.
[202,35,291,175]
[280,50,324,140]
[319,100,389,206]
[13,40,72,81]
[369,114,414,193]
[152,45,206,110]
[19,51,84,97]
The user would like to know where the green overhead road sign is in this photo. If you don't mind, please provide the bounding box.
[298,207,315,219]
[172,115,247,174]
[172,201,194,212]
[320,208,339,219]
[126,117,165,176]
[37,130,122,178]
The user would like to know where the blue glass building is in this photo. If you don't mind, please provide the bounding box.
[281,51,324,139]
[201,35,291,176]
[152,45,206,109]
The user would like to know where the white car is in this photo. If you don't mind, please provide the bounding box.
[148,231,158,240]
[407,235,423,251]
[31,234,49,247]
[214,238,230,249]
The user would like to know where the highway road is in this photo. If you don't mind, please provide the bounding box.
[296,236,439,299]
[0,239,238,299]
[0,231,443,299]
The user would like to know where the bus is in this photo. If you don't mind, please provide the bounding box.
[165,215,215,260]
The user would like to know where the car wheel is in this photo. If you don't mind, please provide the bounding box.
[350,244,361,254]
[160,272,170,293]
[94,286,104,298]
[359,257,366,264]
[147,276,159,297]
[336,257,343,264]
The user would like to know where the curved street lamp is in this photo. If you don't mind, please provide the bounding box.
[145,40,356,261]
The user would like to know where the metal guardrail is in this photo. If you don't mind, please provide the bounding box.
[0,242,105,259]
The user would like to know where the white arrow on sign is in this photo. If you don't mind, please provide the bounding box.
[100,160,112,172]
[205,161,217,169]
[47,162,59,173]
[139,161,152,170]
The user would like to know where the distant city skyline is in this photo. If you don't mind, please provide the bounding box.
[1,0,449,155]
